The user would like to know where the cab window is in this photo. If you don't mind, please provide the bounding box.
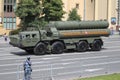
[26,34,30,38]
[32,34,37,38]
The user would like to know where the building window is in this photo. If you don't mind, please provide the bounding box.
[76,3,79,9]
[4,5,7,12]
[7,5,9,12]
[10,5,13,12]
[4,5,11,12]
[14,0,16,3]
[10,0,12,3]
[4,0,16,30]
[8,0,10,4]
[4,0,6,3]
[4,17,16,29]
[4,0,15,12]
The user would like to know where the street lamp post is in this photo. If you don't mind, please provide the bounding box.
[83,0,86,20]
[117,0,120,35]
[117,0,120,26]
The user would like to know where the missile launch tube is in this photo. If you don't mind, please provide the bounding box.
[48,21,109,30]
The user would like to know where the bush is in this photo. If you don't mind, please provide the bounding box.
[9,28,21,35]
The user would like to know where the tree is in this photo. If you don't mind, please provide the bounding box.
[15,0,45,29]
[42,0,65,22]
[67,8,81,21]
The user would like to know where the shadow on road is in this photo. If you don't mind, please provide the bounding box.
[10,51,49,56]
[10,48,106,56]
[10,51,34,56]
[65,48,106,53]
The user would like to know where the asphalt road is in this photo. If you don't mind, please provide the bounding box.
[0,35,120,80]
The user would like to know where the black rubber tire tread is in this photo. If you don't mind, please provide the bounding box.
[34,42,47,55]
[51,41,64,54]
[77,41,88,52]
[91,40,102,51]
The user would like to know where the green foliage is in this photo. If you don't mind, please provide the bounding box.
[15,0,45,28]
[67,8,81,21]
[15,0,65,31]
[9,28,21,35]
[42,0,65,21]
[29,18,48,29]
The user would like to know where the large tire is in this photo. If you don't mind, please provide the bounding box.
[77,41,88,52]
[34,42,47,55]
[51,41,64,54]
[91,40,102,51]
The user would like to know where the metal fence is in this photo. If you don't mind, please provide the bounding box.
[17,63,55,80]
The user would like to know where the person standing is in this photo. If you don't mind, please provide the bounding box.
[23,57,32,80]
[4,33,7,41]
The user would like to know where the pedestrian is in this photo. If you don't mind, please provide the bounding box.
[23,57,32,80]
[110,27,114,35]
[4,33,7,41]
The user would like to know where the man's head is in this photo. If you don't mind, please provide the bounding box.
[27,57,30,61]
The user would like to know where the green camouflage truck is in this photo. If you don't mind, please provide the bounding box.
[9,21,110,55]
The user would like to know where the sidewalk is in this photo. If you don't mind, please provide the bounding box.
[109,31,120,37]
[113,31,119,35]
[0,36,10,44]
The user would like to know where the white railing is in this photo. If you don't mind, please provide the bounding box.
[17,63,55,80]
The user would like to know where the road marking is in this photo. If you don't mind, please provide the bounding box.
[0,61,47,67]
[0,56,107,67]
[100,48,120,53]
[57,70,83,76]
[42,57,59,60]
[85,68,103,72]
[104,40,120,44]
[61,56,108,62]
[0,47,119,61]
[0,60,120,75]
[62,62,76,65]
[106,45,120,48]
[82,60,120,67]
[0,66,64,75]
[0,67,17,71]
[0,52,119,68]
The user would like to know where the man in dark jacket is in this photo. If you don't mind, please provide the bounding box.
[23,57,32,80]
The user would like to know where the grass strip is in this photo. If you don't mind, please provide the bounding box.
[75,73,120,80]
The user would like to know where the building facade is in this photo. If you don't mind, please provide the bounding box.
[63,0,117,29]
[0,0,118,35]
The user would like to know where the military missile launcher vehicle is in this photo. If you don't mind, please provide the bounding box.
[9,21,110,55]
